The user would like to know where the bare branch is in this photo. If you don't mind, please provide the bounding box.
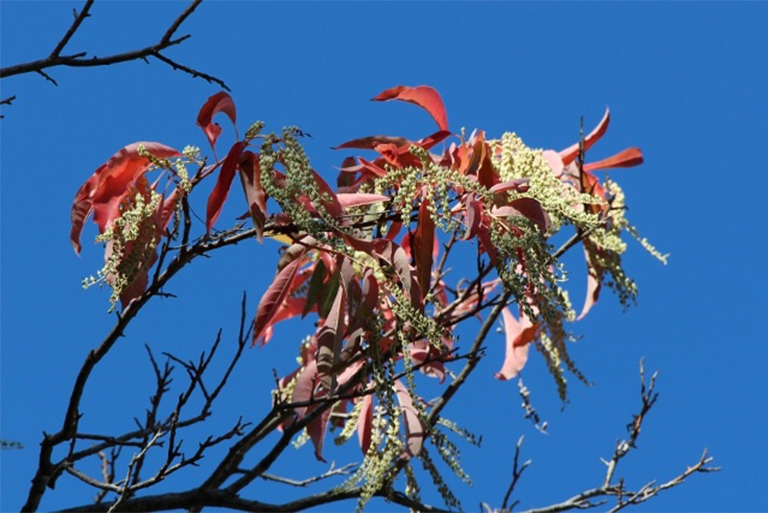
[258,462,358,488]
[500,436,532,512]
[0,0,230,98]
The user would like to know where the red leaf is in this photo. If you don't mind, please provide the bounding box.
[310,169,344,219]
[495,307,538,380]
[578,242,604,320]
[414,200,435,300]
[357,393,374,454]
[372,85,449,132]
[316,285,347,395]
[560,108,611,166]
[196,92,237,152]
[333,135,409,150]
[337,193,391,209]
[71,142,180,254]
[206,141,247,236]
[291,360,320,420]
[307,406,332,463]
[416,130,452,151]
[584,147,644,172]
[357,157,388,178]
[252,256,306,345]
[394,380,425,460]
[462,193,483,241]
[467,132,496,189]
[238,151,267,243]
[289,360,331,462]
[509,198,551,233]
[489,178,530,194]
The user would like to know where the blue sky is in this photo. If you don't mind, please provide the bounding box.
[2,2,767,512]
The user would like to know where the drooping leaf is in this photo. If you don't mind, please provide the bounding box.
[206,141,247,236]
[394,380,425,460]
[71,142,180,253]
[291,360,320,420]
[316,285,347,395]
[413,199,435,299]
[196,91,237,152]
[462,193,483,241]
[252,256,306,345]
[560,108,611,166]
[303,260,327,318]
[495,307,538,380]
[372,85,449,132]
[357,393,374,454]
[318,271,341,319]
[578,241,604,320]
[584,147,644,171]
[238,150,267,243]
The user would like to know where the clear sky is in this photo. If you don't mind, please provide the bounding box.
[2,2,767,512]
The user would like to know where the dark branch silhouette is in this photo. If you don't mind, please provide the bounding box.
[0,0,229,100]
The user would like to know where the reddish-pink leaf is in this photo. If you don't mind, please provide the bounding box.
[584,147,644,172]
[289,360,331,462]
[316,286,347,395]
[578,243,603,320]
[462,193,483,241]
[252,256,306,345]
[467,132,496,189]
[337,193,391,209]
[509,198,551,233]
[206,141,247,236]
[238,151,267,243]
[372,85,449,132]
[291,360,320,420]
[357,157,388,177]
[357,393,374,454]
[560,108,611,165]
[413,200,435,300]
[409,345,446,383]
[394,380,425,460]
[307,405,332,463]
[71,142,180,254]
[489,178,531,194]
[333,135,409,150]
[196,91,237,152]
[476,223,498,265]
[310,169,344,219]
[416,130,452,151]
[495,307,538,380]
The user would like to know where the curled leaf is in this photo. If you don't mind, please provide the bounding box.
[372,85,449,132]
[238,150,267,243]
[71,142,180,254]
[206,141,247,236]
[196,91,237,152]
[495,307,538,380]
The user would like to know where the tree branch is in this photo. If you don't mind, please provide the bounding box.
[0,0,229,94]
